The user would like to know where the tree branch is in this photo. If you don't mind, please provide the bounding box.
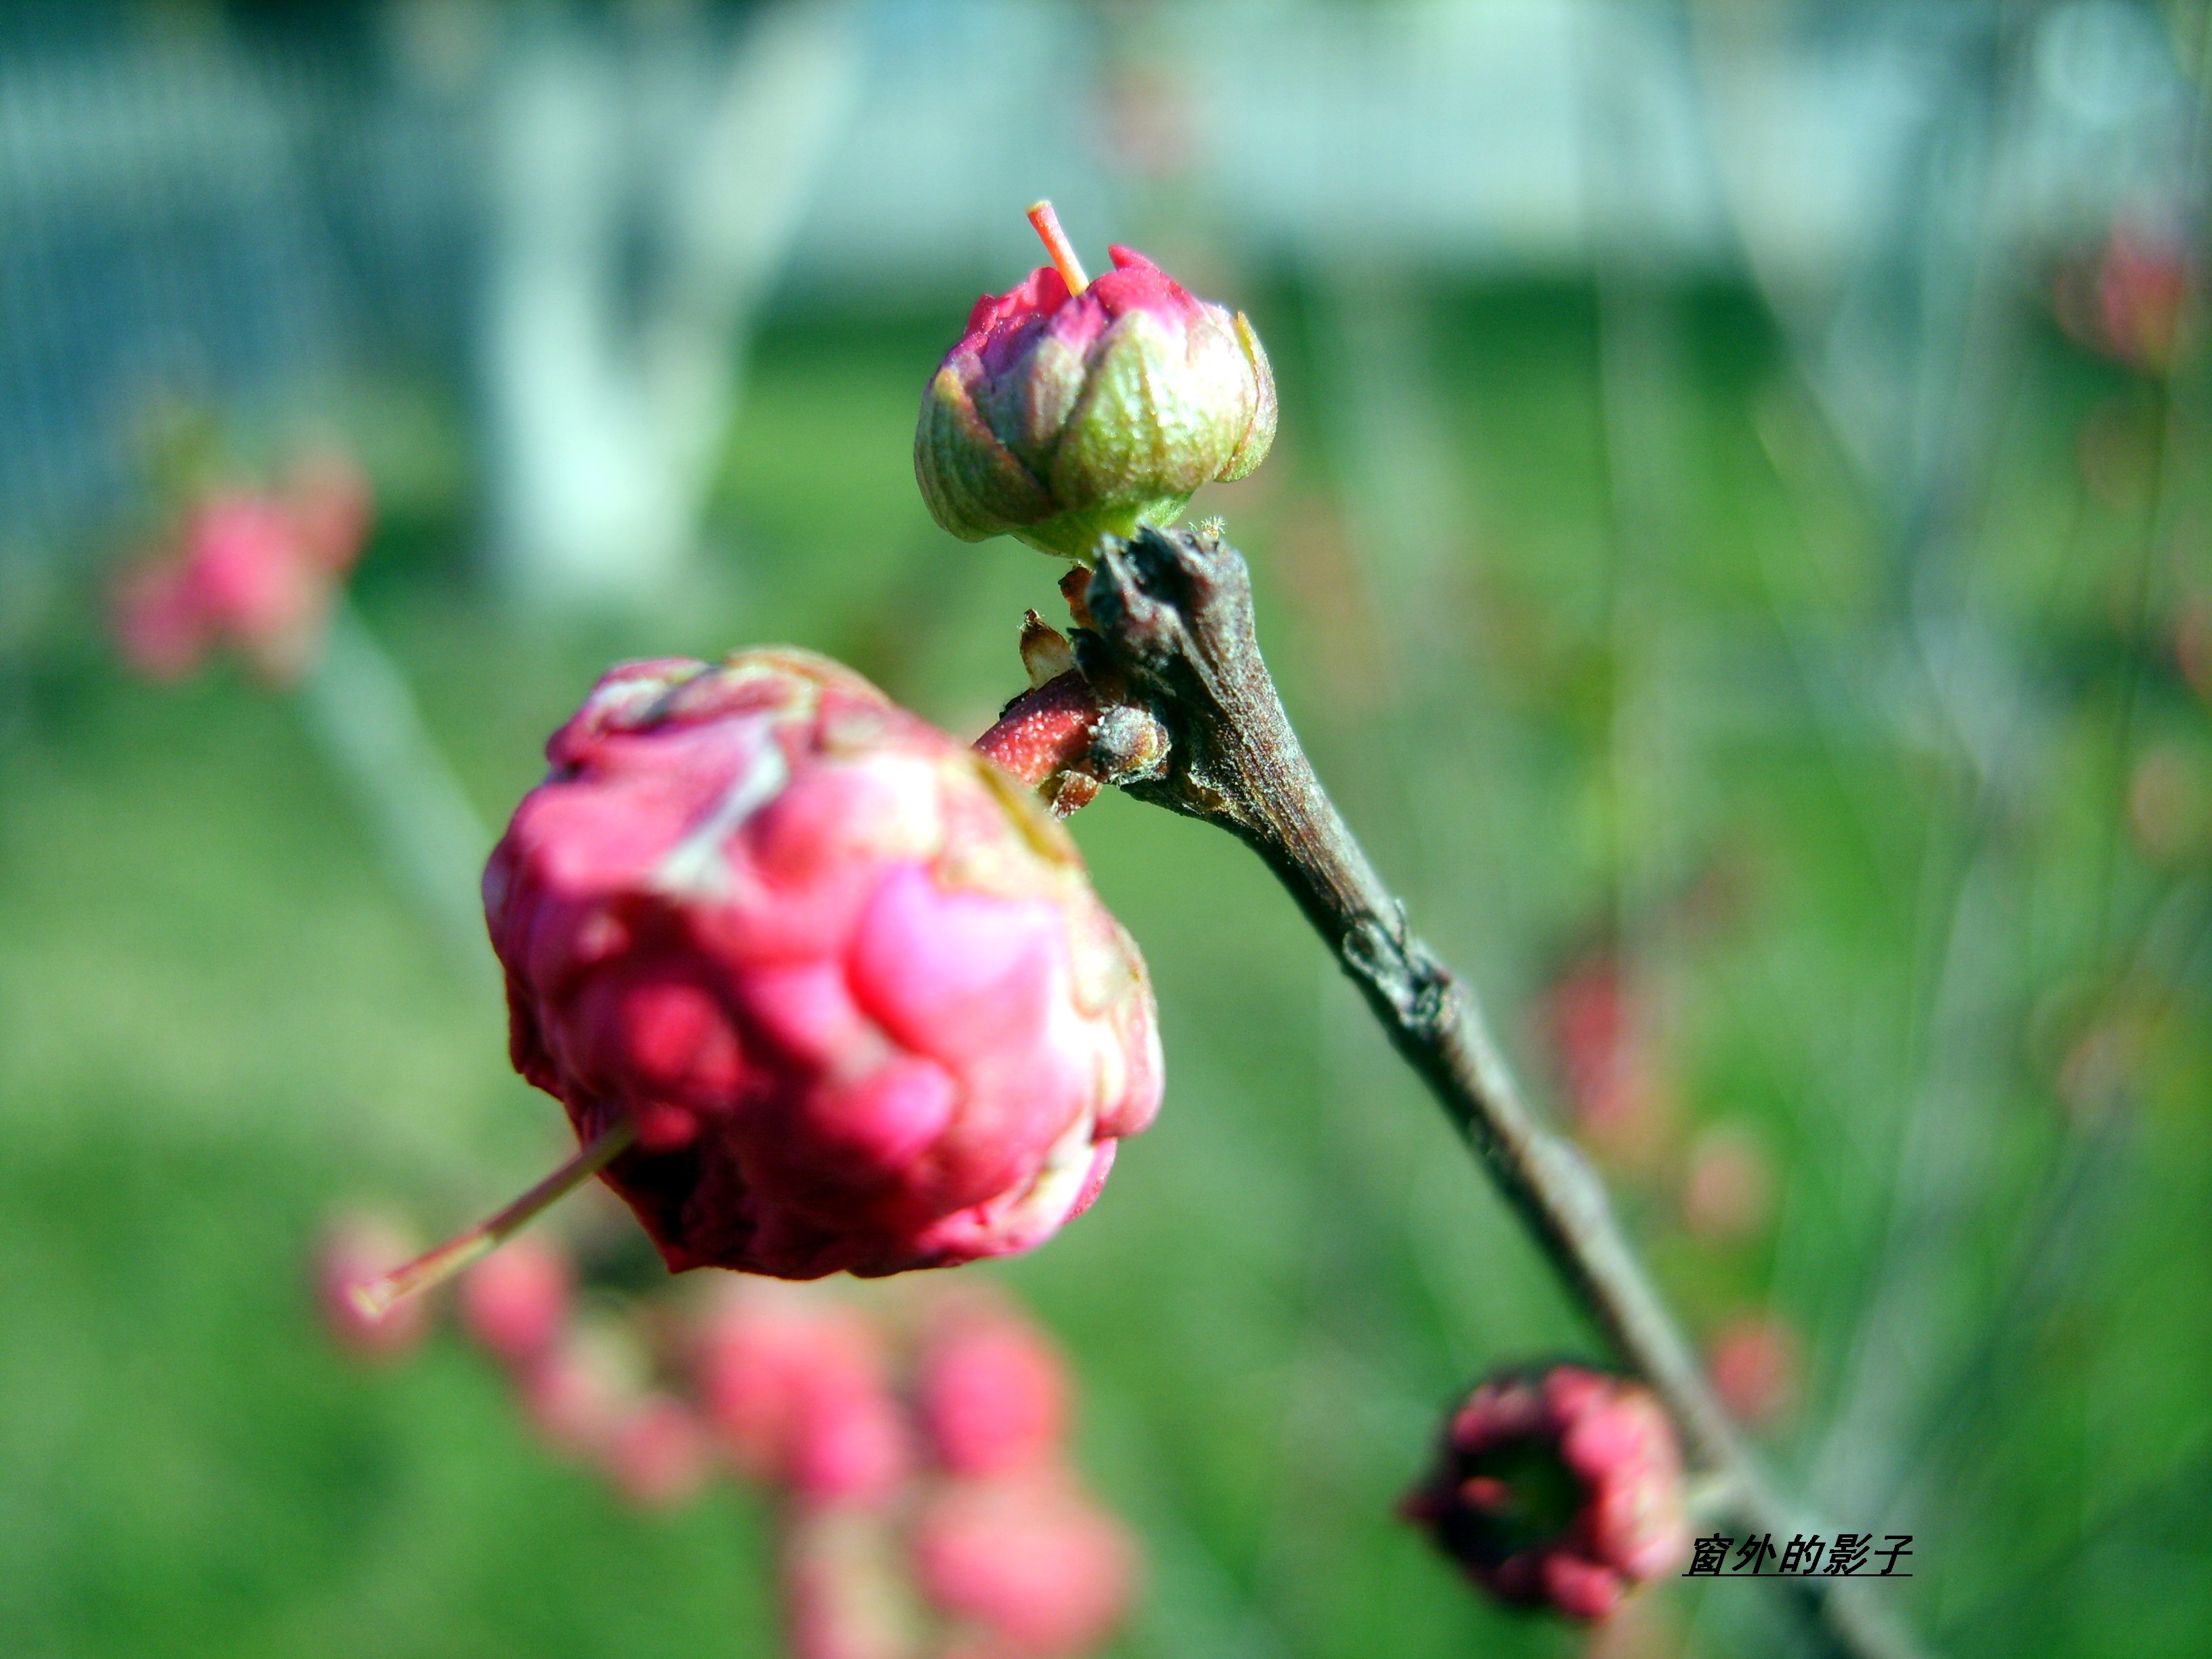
[1046,523,1928,1659]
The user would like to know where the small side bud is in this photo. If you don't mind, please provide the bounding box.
[975,672,1105,804]
[1086,704,1170,786]
[1019,610,1078,689]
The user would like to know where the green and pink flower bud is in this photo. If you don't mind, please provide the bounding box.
[916,202,1275,560]
[1403,1365,1688,1622]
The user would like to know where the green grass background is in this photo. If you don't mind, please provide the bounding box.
[1,281,2207,1658]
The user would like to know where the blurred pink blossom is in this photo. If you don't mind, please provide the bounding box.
[914,1469,1139,1659]
[112,457,371,684]
[916,1290,1070,1478]
[459,1233,573,1370]
[1706,1313,1803,1430]
[314,1210,430,1362]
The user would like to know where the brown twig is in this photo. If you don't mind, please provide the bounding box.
[1031,523,1927,1659]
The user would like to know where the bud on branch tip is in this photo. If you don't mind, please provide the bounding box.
[915,203,1277,560]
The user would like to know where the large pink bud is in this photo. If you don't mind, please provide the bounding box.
[482,647,1162,1282]
[1402,1365,1688,1622]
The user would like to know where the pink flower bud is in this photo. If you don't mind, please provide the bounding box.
[916,1292,1069,1478]
[696,1282,911,1505]
[484,647,1162,1280]
[314,1210,430,1361]
[914,1469,1139,1659]
[916,203,1275,561]
[1403,1365,1688,1622]
[459,1233,573,1369]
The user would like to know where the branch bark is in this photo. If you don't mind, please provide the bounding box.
[1034,523,1929,1659]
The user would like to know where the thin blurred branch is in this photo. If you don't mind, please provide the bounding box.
[291,594,491,974]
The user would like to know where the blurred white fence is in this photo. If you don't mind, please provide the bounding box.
[0,0,2197,592]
